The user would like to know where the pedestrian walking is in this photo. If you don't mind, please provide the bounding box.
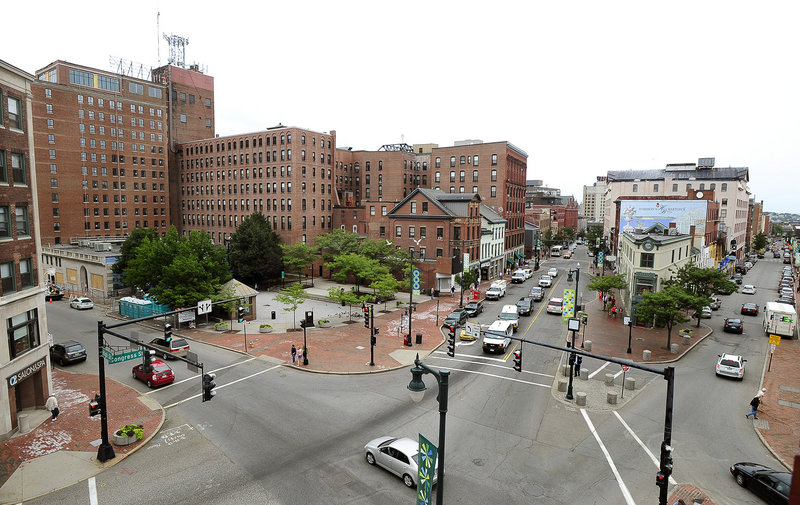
[575,356,583,377]
[291,344,297,364]
[297,346,304,364]
[756,387,766,399]
[611,305,618,318]
[46,394,59,422]
[451,285,455,297]
[745,395,760,419]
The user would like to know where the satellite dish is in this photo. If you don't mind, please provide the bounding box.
[695,191,704,199]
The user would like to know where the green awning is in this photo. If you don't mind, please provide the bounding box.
[514,251,523,259]
[506,258,515,264]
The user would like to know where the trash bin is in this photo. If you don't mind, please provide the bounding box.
[271,311,276,320]
[404,334,412,347]
[433,289,440,297]
[416,333,422,345]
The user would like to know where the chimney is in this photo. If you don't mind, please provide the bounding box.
[689,225,696,249]
[669,222,677,229]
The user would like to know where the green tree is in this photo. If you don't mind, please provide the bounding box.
[124,227,231,309]
[662,262,738,326]
[557,226,576,243]
[274,283,308,330]
[227,212,282,286]
[112,227,158,282]
[363,239,409,277]
[370,274,401,311]
[633,286,692,349]
[586,274,628,309]
[281,242,318,281]
[326,253,389,293]
[752,232,768,252]
[772,224,784,237]
[455,268,479,300]
[314,229,362,277]
[327,286,371,321]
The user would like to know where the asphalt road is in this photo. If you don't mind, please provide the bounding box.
[36,246,786,504]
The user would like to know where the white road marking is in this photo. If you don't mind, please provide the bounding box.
[588,361,609,379]
[144,357,258,395]
[614,370,624,379]
[88,476,98,505]
[441,366,551,387]
[162,364,281,408]
[428,354,554,378]
[613,411,677,485]
[581,409,636,505]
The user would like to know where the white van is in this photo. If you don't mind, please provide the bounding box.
[764,302,797,338]
[511,270,526,284]
[486,280,508,300]
[483,320,514,354]
[498,304,519,332]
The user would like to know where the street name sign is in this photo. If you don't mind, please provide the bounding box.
[102,348,143,364]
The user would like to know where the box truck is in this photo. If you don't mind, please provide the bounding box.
[763,302,797,338]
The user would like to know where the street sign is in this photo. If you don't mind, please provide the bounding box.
[197,299,212,315]
[412,268,421,296]
[768,334,781,346]
[465,321,481,340]
[769,343,777,352]
[102,348,143,364]
[623,316,631,326]
[622,365,630,372]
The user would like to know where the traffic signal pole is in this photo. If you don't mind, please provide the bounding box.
[96,320,115,463]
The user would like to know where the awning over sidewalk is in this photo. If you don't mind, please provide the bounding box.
[506,258,515,264]
[514,251,523,259]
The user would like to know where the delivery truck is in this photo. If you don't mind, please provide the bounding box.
[763,302,797,338]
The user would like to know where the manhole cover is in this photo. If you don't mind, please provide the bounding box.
[523,482,545,497]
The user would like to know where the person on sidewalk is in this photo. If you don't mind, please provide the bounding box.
[745,395,760,420]
[297,346,304,364]
[46,394,59,422]
[291,344,297,364]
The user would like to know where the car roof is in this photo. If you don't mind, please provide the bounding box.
[742,302,757,307]
[150,359,170,366]
[58,340,83,346]
[549,298,563,303]
[725,318,742,322]
[743,284,754,288]
[389,437,419,455]
[720,353,742,360]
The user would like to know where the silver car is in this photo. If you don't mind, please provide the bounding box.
[364,436,439,488]
[716,353,746,380]
[69,296,94,310]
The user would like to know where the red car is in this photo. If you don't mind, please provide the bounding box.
[741,303,759,316]
[132,359,175,388]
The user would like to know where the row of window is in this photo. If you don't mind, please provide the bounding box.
[184,165,331,184]
[70,220,164,232]
[630,182,729,193]
[432,186,498,197]
[0,258,34,295]
[434,154,498,168]
[183,133,331,156]
[435,169,498,183]
[182,181,334,198]
[184,213,332,232]
[0,206,30,239]
[183,197,332,213]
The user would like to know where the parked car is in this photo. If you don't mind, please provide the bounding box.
[547,267,558,278]
[132,359,175,388]
[464,301,484,318]
[443,309,468,327]
[528,286,544,302]
[546,298,563,315]
[723,318,743,334]
[773,251,781,258]
[364,436,438,488]
[148,337,190,359]
[741,303,759,316]
[49,340,87,366]
[730,462,791,504]
[697,306,712,319]
[516,297,533,316]
[716,353,746,380]
[538,275,552,288]
[709,296,722,310]
[732,273,743,285]
[741,284,756,295]
[69,296,94,310]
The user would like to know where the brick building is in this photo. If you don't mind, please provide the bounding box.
[0,59,51,438]
[176,125,337,246]
[31,61,169,245]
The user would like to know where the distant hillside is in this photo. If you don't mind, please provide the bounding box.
[764,211,800,223]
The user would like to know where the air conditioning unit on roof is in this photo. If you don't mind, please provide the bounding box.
[668,228,679,236]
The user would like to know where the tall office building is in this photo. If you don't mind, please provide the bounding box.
[582,177,607,224]
[0,59,51,437]
[32,61,169,245]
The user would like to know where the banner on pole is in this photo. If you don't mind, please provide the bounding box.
[417,434,438,505]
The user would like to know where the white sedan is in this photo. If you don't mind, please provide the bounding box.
[741,285,756,295]
[547,267,558,278]
[364,436,438,488]
[69,296,94,310]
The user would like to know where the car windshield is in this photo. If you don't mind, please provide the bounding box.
[720,359,740,367]
[549,300,562,307]
[466,303,477,309]
[499,313,517,320]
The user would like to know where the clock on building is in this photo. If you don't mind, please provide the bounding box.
[643,241,654,251]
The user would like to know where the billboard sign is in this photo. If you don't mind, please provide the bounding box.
[618,199,708,246]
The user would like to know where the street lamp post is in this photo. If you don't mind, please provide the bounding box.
[565,317,581,400]
[626,314,635,354]
[459,239,466,309]
[408,353,449,505]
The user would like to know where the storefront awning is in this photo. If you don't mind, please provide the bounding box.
[506,258,515,264]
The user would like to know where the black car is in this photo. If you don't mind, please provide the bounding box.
[732,273,743,285]
[723,318,743,334]
[443,309,468,327]
[516,297,533,316]
[49,340,87,366]
[730,462,791,505]
[741,303,759,316]
[464,301,484,318]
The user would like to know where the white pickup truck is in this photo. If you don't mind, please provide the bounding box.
[486,281,507,300]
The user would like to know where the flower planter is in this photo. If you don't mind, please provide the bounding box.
[113,424,143,446]
[113,431,138,446]
[318,321,331,328]
[259,326,273,333]
[214,325,228,332]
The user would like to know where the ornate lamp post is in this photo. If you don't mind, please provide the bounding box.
[408,353,449,505]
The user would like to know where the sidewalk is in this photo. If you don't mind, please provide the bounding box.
[2,271,796,503]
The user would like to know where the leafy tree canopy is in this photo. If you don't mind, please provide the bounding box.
[124,227,231,309]
[281,242,318,277]
[586,274,628,294]
[633,285,692,348]
[326,253,389,293]
[228,212,282,286]
[662,262,737,298]
[752,232,768,251]
[112,227,158,279]
[274,283,308,329]
[314,229,361,262]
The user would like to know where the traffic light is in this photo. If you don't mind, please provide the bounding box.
[513,350,522,372]
[164,323,173,343]
[237,306,245,323]
[656,472,666,488]
[364,305,371,328]
[143,349,155,371]
[89,394,101,417]
[370,336,376,346]
[202,372,217,402]
[447,326,456,357]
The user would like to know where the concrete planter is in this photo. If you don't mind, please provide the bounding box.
[214,325,229,332]
[112,429,141,446]
[259,326,273,333]
[318,321,332,328]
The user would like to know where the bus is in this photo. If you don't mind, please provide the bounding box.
[550,245,563,257]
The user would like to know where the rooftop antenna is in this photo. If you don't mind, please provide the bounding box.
[163,33,189,68]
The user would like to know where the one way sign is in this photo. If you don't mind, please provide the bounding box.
[197,299,212,315]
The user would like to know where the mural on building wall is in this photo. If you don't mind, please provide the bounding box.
[618,200,708,245]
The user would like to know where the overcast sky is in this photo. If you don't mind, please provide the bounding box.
[5,1,799,213]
